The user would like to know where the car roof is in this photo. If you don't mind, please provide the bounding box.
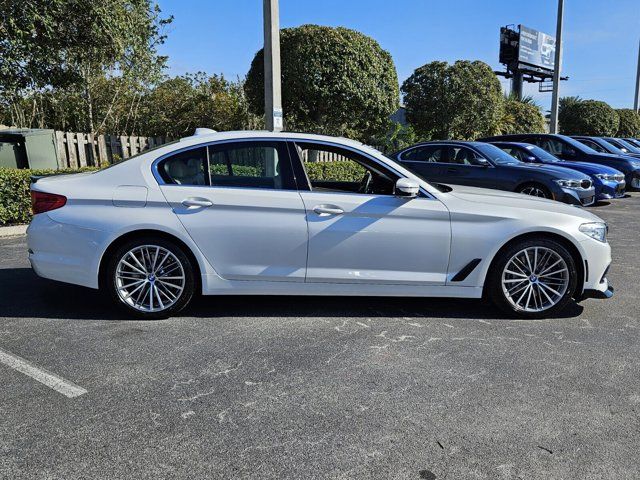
[401,140,487,149]
[177,129,370,151]
[486,141,535,148]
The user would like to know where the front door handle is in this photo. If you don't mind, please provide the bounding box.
[313,205,344,216]
[182,197,213,208]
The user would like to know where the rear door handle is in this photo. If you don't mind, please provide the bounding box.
[182,197,213,208]
[313,205,344,216]
[446,168,458,173]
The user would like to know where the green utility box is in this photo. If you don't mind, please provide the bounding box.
[0,129,58,170]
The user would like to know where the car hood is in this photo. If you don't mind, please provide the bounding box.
[509,162,589,179]
[558,161,622,175]
[445,184,601,221]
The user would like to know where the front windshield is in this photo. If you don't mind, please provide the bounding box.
[598,139,628,155]
[473,143,520,165]
[612,138,640,153]
[522,144,563,163]
[558,135,599,154]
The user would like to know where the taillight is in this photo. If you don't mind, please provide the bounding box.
[31,190,67,214]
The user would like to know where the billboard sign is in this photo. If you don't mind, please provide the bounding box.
[518,25,555,72]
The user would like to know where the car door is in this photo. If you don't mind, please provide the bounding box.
[437,145,495,188]
[293,141,451,285]
[158,140,308,282]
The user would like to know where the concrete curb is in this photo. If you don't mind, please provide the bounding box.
[0,225,27,238]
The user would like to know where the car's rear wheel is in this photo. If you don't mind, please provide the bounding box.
[106,237,195,319]
[486,238,578,318]
[517,183,551,198]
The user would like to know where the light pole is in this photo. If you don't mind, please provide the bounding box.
[634,38,640,112]
[549,0,564,133]
[263,0,283,132]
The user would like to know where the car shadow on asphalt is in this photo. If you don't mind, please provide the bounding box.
[0,267,584,321]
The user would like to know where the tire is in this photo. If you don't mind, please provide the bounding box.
[105,236,195,319]
[485,237,578,319]
[517,183,551,199]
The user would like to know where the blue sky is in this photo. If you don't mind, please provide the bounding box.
[158,0,639,111]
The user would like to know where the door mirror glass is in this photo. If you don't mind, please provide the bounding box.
[395,178,419,198]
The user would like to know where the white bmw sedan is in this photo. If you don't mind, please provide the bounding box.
[27,130,613,319]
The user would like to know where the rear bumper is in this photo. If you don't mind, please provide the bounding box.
[27,213,107,289]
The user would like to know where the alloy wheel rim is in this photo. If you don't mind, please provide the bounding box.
[520,186,548,198]
[501,247,569,312]
[115,245,185,312]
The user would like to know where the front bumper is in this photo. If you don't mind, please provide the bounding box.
[579,285,614,300]
[597,180,626,200]
[556,187,596,206]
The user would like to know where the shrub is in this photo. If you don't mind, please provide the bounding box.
[559,99,620,136]
[616,109,640,137]
[245,24,399,142]
[500,97,546,134]
[0,167,97,226]
[303,161,365,182]
[402,60,503,140]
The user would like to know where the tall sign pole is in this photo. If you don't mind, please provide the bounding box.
[549,0,565,133]
[634,38,640,112]
[263,0,283,132]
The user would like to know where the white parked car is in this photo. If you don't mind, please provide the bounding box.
[27,130,613,319]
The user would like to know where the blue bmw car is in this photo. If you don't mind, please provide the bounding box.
[488,141,626,201]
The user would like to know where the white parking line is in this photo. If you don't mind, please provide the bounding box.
[0,347,87,398]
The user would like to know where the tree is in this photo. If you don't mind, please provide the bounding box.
[139,74,260,138]
[401,60,503,140]
[615,108,640,137]
[559,99,620,136]
[0,0,172,133]
[500,95,546,134]
[245,24,399,142]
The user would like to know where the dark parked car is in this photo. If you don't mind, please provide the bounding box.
[572,136,640,158]
[623,138,640,149]
[603,137,640,155]
[488,141,626,200]
[479,134,640,190]
[393,141,596,206]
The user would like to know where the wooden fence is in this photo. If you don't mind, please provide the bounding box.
[54,132,172,169]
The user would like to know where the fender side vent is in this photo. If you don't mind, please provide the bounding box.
[451,258,482,282]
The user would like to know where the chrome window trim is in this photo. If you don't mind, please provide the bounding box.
[151,136,437,200]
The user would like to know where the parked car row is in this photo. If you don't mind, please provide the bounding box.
[392,134,640,206]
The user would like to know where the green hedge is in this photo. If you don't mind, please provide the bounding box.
[304,161,365,182]
[0,161,366,226]
[0,167,97,226]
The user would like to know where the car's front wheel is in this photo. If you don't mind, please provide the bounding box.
[486,237,578,318]
[517,183,551,198]
[106,237,195,319]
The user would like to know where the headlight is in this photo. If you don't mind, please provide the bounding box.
[579,222,607,243]
[595,173,623,182]
[554,179,591,189]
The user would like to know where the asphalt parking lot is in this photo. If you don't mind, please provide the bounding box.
[1,195,639,480]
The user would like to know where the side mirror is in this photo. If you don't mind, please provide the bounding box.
[395,178,419,198]
[475,157,490,167]
[525,156,537,163]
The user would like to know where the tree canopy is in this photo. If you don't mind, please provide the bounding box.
[615,108,640,137]
[500,96,546,135]
[559,99,620,136]
[0,0,172,132]
[245,24,399,142]
[401,60,503,140]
